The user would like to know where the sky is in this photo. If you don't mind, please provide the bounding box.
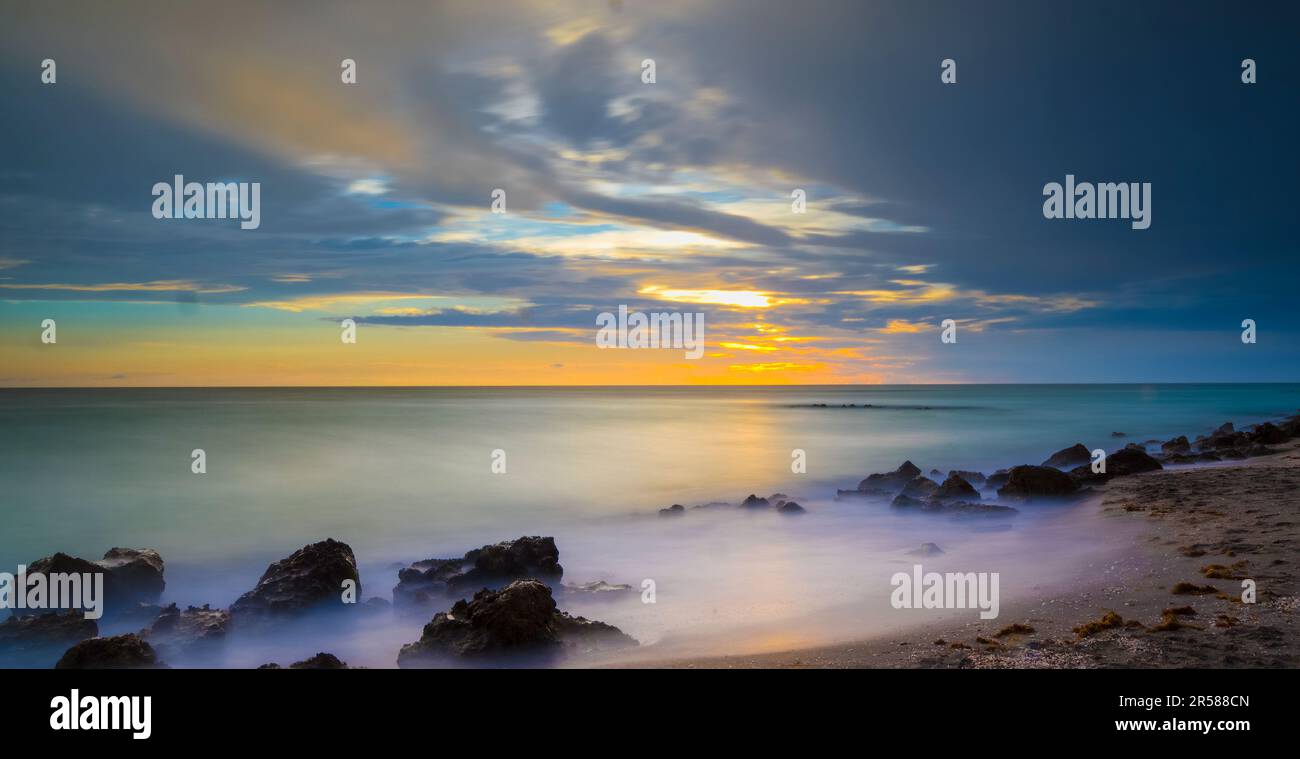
[0,0,1297,386]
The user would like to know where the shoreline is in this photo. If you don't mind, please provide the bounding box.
[631,440,1300,668]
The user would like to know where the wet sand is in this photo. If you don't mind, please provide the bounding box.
[637,441,1300,668]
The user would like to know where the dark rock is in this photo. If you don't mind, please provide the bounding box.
[95,548,165,606]
[658,504,685,517]
[777,500,806,514]
[997,465,1080,499]
[1042,443,1091,469]
[393,536,563,608]
[901,476,939,499]
[934,473,980,500]
[891,494,929,508]
[929,469,943,477]
[1214,422,1235,435]
[949,470,986,485]
[857,460,922,495]
[230,539,360,621]
[893,494,1017,516]
[0,612,97,665]
[1110,431,1127,437]
[740,494,770,508]
[1161,436,1191,455]
[985,469,1011,490]
[397,580,635,665]
[907,543,944,556]
[1069,463,1110,485]
[144,603,230,659]
[55,634,164,669]
[290,652,347,669]
[1250,422,1288,445]
[1108,446,1163,475]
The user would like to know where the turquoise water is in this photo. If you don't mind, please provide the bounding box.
[1,384,1296,664]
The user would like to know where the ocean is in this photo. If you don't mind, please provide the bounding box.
[2,383,1296,665]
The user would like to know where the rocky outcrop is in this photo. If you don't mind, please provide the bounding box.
[907,543,944,556]
[1250,422,1288,445]
[985,469,1011,490]
[393,536,563,608]
[230,539,360,621]
[855,461,923,496]
[1042,444,1091,469]
[891,494,1017,515]
[997,465,1080,499]
[900,476,939,499]
[144,603,230,659]
[933,473,980,500]
[0,612,97,666]
[19,549,166,621]
[1161,436,1191,455]
[55,634,165,669]
[741,494,770,508]
[1107,446,1163,476]
[777,500,806,514]
[949,470,986,485]
[95,548,166,606]
[396,580,636,666]
[658,504,685,517]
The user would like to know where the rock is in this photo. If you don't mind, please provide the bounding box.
[1110,431,1127,437]
[393,536,563,608]
[949,470,986,485]
[892,495,1017,516]
[997,465,1079,499]
[1250,422,1288,445]
[985,469,1011,490]
[23,548,166,615]
[1042,443,1091,469]
[0,612,97,665]
[1069,463,1109,485]
[230,539,360,621]
[143,603,230,659]
[95,548,165,606]
[1108,446,1163,475]
[900,476,939,499]
[907,543,944,556]
[741,494,770,508]
[856,460,922,495]
[928,469,943,477]
[55,634,164,669]
[1161,436,1191,455]
[397,580,635,665]
[658,504,685,517]
[291,652,347,669]
[891,494,929,508]
[777,500,806,514]
[1214,422,1235,435]
[934,473,980,500]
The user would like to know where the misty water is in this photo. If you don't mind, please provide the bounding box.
[2,384,1297,666]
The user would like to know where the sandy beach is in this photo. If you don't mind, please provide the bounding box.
[645,440,1300,669]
